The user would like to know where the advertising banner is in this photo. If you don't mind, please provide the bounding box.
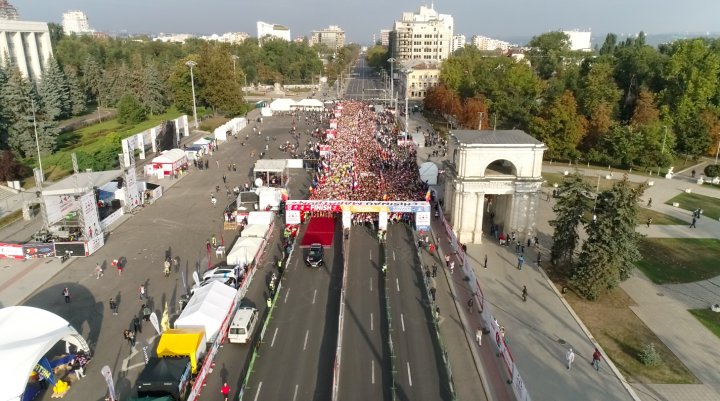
[23,242,55,258]
[80,191,104,255]
[0,243,24,259]
[415,211,430,229]
[342,210,351,229]
[285,200,430,213]
[378,211,388,231]
[100,366,117,401]
[123,162,141,211]
[285,210,301,225]
[44,194,77,225]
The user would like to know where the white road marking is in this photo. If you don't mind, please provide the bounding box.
[372,360,375,384]
[401,313,406,332]
[253,382,263,401]
[312,289,317,304]
[407,363,413,387]
[284,288,290,303]
[292,384,299,401]
[396,278,400,292]
[271,327,279,347]
[370,313,374,331]
[393,250,396,261]
[370,277,373,292]
[369,250,372,260]
[303,330,309,350]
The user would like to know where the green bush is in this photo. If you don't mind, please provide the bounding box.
[117,94,147,125]
[638,342,662,366]
[704,164,720,178]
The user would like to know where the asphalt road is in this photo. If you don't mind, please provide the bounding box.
[337,225,392,401]
[385,223,451,401]
[243,222,343,401]
[343,57,387,102]
[22,111,321,401]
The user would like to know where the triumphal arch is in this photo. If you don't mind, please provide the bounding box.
[442,130,547,244]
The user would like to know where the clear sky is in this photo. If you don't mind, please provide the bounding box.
[10,0,720,43]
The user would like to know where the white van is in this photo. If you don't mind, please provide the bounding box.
[228,307,259,344]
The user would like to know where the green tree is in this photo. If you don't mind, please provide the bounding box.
[36,57,70,120]
[527,32,572,80]
[572,177,646,300]
[141,62,169,115]
[549,172,593,267]
[47,23,65,50]
[3,67,41,157]
[116,93,147,124]
[82,57,103,105]
[0,65,9,149]
[196,44,244,115]
[65,68,87,116]
[578,60,622,118]
[168,57,196,115]
[529,90,587,159]
[599,33,617,56]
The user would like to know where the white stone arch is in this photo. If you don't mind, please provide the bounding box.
[481,158,518,177]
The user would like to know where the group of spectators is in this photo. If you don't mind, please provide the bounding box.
[309,101,426,206]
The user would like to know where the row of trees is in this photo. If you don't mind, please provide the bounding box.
[550,173,645,300]
[421,32,720,169]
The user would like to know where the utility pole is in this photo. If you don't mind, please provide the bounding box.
[388,57,396,111]
[405,97,409,134]
[478,112,484,131]
[186,60,199,129]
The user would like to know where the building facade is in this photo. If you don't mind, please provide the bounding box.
[451,34,465,53]
[379,29,391,46]
[390,5,453,63]
[0,19,53,80]
[562,30,592,51]
[399,61,440,101]
[62,10,93,35]
[311,25,345,51]
[443,130,546,244]
[471,35,511,51]
[257,21,291,42]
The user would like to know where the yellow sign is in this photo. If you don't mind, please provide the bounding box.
[341,205,390,213]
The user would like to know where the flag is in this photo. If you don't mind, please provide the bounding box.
[425,190,432,202]
[35,357,56,385]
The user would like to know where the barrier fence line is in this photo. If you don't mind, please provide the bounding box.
[239,221,298,400]
[380,242,397,401]
[412,226,458,400]
[438,211,532,401]
[331,228,350,401]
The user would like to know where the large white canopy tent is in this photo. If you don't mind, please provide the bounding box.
[0,306,90,401]
[226,237,264,266]
[294,98,324,111]
[173,281,236,342]
[240,223,271,239]
[269,98,296,112]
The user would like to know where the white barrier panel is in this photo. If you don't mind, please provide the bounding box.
[287,159,304,169]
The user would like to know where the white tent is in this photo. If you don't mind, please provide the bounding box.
[149,149,188,177]
[294,98,324,111]
[0,306,90,401]
[247,211,274,225]
[226,237,264,265]
[419,161,439,186]
[174,281,236,342]
[241,223,271,239]
[269,98,296,112]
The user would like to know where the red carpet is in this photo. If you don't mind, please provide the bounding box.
[301,217,335,247]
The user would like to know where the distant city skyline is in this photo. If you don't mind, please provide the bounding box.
[9,0,720,44]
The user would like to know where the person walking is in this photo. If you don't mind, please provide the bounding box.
[484,254,488,269]
[646,217,652,228]
[123,330,131,346]
[467,297,474,312]
[430,287,436,302]
[127,329,136,347]
[566,348,575,370]
[647,198,653,207]
[591,348,603,371]
[521,285,528,302]
[221,383,231,401]
[63,287,71,303]
[444,254,450,268]
[109,298,118,315]
[449,261,455,274]
[95,263,104,279]
[690,216,697,228]
[138,284,146,300]
[132,316,142,334]
[475,327,483,346]
[517,255,525,270]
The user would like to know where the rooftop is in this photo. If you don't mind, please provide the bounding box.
[452,129,544,146]
[41,170,124,196]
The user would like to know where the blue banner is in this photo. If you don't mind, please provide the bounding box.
[34,357,56,385]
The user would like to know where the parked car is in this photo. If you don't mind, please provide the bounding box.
[202,266,243,282]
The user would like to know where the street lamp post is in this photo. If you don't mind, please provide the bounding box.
[30,97,43,184]
[388,57,396,110]
[185,60,199,129]
[715,136,720,165]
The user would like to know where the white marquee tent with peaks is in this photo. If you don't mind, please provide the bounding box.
[269,98,296,112]
[0,306,90,401]
[174,281,237,342]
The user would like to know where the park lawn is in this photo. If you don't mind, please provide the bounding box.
[541,172,631,192]
[566,287,698,384]
[689,309,720,340]
[636,238,720,284]
[665,192,720,220]
[637,208,687,225]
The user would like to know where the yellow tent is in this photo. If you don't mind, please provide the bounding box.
[156,328,207,373]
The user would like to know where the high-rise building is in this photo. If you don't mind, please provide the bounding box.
[0,0,18,20]
[310,25,345,51]
[0,2,53,80]
[257,21,291,43]
[471,35,511,51]
[62,10,93,35]
[562,30,592,51]
[380,29,391,46]
[389,4,453,64]
[451,34,465,53]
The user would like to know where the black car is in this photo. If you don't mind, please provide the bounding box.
[306,243,324,267]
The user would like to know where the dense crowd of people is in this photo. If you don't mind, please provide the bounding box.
[309,101,426,203]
